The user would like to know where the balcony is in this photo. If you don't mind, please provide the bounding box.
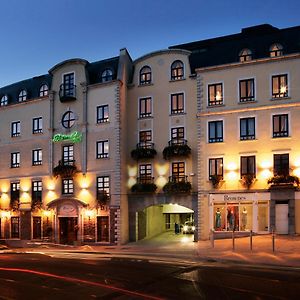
[163,175,192,194]
[163,138,191,160]
[53,160,78,178]
[131,177,157,194]
[97,190,110,206]
[131,142,157,160]
[268,175,299,189]
[59,84,76,102]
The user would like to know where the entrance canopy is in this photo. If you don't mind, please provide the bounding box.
[162,204,193,214]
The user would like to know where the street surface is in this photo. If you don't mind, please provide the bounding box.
[0,250,300,299]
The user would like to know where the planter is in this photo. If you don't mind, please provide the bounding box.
[268,175,299,187]
[131,147,157,160]
[241,174,256,189]
[97,191,110,206]
[53,160,78,178]
[210,175,223,189]
[163,144,191,160]
[163,181,192,194]
[131,183,157,194]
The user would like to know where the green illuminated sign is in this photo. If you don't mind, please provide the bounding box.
[52,131,82,143]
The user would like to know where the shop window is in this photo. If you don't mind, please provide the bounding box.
[39,84,49,97]
[11,121,20,137]
[33,117,43,134]
[208,83,223,106]
[11,217,20,238]
[240,117,255,140]
[239,48,252,62]
[209,158,223,179]
[11,152,20,168]
[97,105,109,123]
[240,156,256,177]
[274,153,289,176]
[208,120,223,143]
[272,74,288,98]
[171,60,184,80]
[62,179,74,195]
[139,97,152,118]
[32,149,42,166]
[273,114,288,137]
[96,140,109,158]
[139,66,152,85]
[239,79,255,102]
[258,202,269,231]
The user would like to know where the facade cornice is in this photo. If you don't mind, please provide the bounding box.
[49,58,88,74]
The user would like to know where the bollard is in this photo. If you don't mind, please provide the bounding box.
[210,229,214,248]
[250,230,253,251]
[232,229,235,251]
[272,228,275,253]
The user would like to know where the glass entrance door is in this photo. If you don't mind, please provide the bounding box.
[97,216,109,242]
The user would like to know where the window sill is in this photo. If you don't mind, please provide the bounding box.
[169,112,186,117]
[96,121,110,125]
[239,138,257,142]
[272,136,291,140]
[238,100,257,104]
[96,156,110,160]
[169,78,186,83]
[207,104,225,108]
[138,83,153,87]
[270,96,290,101]
[208,141,224,144]
[33,132,43,135]
[138,116,153,120]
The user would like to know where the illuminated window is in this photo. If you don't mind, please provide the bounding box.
[10,182,20,206]
[272,74,288,98]
[97,176,110,200]
[18,89,27,102]
[239,79,255,102]
[239,49,252,62]
[209,158,223,179]
[273,114,288,137]
[171,93,184,114]
[240,117,255,140]
[62,111,76,128]
[32,149,42,166]
[11,121,20,137]
[96,140,109,158]
[208,121,223,143]
[63,145,74,165]
[274,154,289,176]
[139,97,152,118]
[139,66,152,85]
[39,84,49,97]
[11,152,20,168]
[139,164,152,183]
[171,162,185,182]
[208,83,223,106]
[0,95,8,106]
[33,117,43,134]
[62,179,74,195]
[171,60,184,80]
[139,130,152,146]
[101,69,113,82]
[97,105,109,123]
[270,43,283,57]
[241,156,256,177]
[32,181,42,205]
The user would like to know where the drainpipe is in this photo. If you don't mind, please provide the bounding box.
[81,82,88,174]
[49,91,55,176]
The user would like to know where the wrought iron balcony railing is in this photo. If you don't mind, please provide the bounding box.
[59,84,76,102]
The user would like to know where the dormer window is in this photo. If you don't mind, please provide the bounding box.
[270,43,283,57]
[239,49,252,62]
[139,66,152,85]
[102,69,113,82]
[39,84,49,97]
[18,90,27,102]
[171,60,184,80]
[0,95,8,106]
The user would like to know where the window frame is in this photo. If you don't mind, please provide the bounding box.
[96,140,109,159]
[96,105,109,123]
[32,149,43,166]
[274,153,289,176]
[39,84,49,97]
[272,114,289,138]
[0,94,8,106]
[139,97,152,118]
[209,158,223,179]
[208,83,223,106]
[11,121,21,137]
[239,78,255,102]
[32,117,43,134]
[62,144,74,165]
[270,43,283,57]
[208,120,223,143]
[170,92,185,114]
[11,152,20,168]
[240,117,255,140]
[239,48,252,62]
[139,66,152,85]
[62,111,76,128]
[62,178,74,195]
[170,60,184,81]
[18,89,27,102]
[272,74,288,98]
[32,180,42,204]
[101,69,113,82]
[97,176,110,199]
[240,156,256,178]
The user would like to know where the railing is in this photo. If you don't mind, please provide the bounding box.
[137,142,155,149]
[61,159,75,166]
[168,175,188,183]
[168,138,187,146]
[137,176,154,184]
[59,84,76,102]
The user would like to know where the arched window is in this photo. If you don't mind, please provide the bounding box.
[39,84,49,97]
[139,66,152,85]
[62,111,76,128]
[270,43,283,57]
[18,89,27,102]
[171,60,184,80]
[0,95,8,106]
[101,69,113,82]
[239,49,252,62]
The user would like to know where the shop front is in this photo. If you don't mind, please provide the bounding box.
[209,193,270,234]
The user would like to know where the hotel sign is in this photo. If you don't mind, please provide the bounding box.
[52,131,82,143]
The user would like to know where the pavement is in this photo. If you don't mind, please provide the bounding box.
[1,231,300,268]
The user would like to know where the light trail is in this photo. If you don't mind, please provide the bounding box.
[0,267,164,300]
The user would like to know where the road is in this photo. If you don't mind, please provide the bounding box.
[0,250,300,299]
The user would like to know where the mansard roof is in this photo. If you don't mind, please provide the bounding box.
[170,24,300,72]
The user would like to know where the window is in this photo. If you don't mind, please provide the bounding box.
[272,74,288,98]
[239,49,252,62]
[62,179,74,195]
[32,181,42,204]
[171,127,185,144]
[97,176,110,199]
[270,43,283,57]
[18,90,27,102]
[32,217,42,239]
[33,117,43,134]
[208,83,223,106]
[11,217,20,238]
[11,152,20,168]
[241,156,256,177]
[139,97,152,118]
[171,162,185,182]
[209,158,223,179]
[102,69,113,82]
[208,121,223,143]
[10,182,20,207]
[240,117,255,140]
[171,93,184,114]
[63,145,74,165]
[273,114,288,137]
[39,84,49,97]
[171,60,184,80]
[139,164,152,183]
[63,73,75,96]
[97,105,109,123]
[11,121,20,137]
[274,154,289,176]
[62,111,76,128]
[0,95,8,106]
[32,149,42,166]
[139,130,152,146]
[96,140,109,158]
[239,79,255,102]
[139,66,152,85]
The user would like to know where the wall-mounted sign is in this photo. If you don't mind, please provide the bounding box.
[52,131,82,143]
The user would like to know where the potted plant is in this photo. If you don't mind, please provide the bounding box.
[53,160,78,178]
[163,181,192,194]
[97,190,110,206]
[210,175,223,189]
[131,147,157,160]
[268,175,300,187]
[163,144,191,160]
[131,182,157,193]
[241,174,256,189]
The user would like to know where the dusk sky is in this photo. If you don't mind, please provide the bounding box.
[0,0,299,87]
